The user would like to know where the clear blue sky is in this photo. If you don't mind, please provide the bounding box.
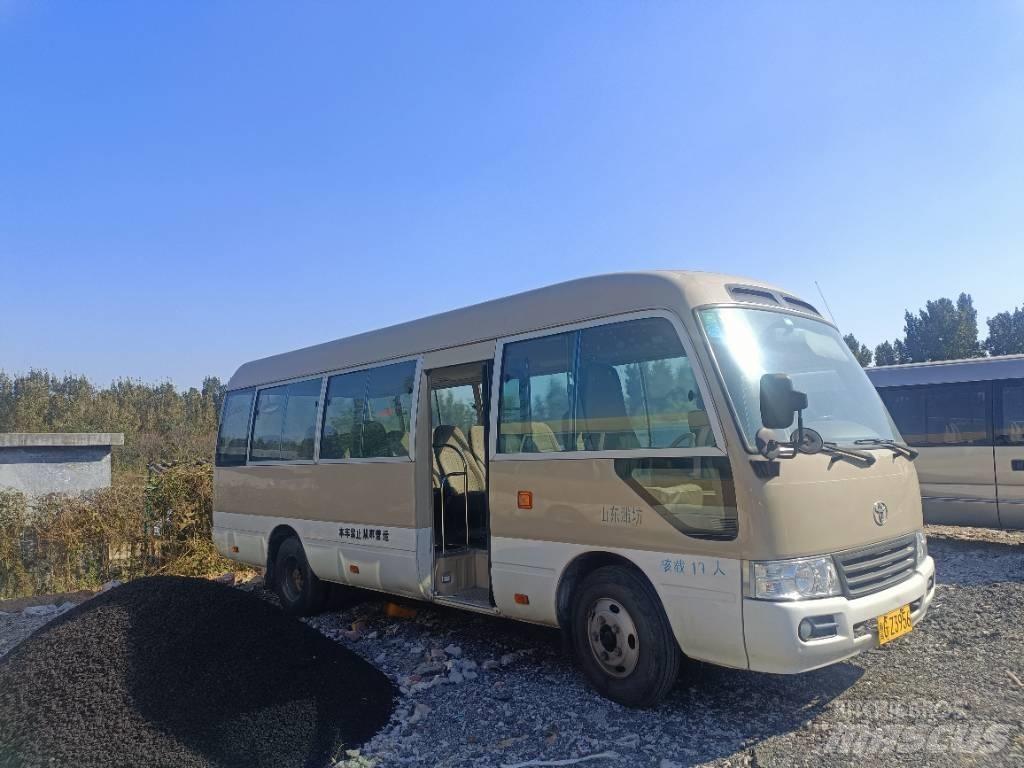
[2,3,1022,389]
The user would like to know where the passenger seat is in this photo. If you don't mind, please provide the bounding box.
[578,362,640,450]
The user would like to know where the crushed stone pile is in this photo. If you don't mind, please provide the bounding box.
[0,576,395,768]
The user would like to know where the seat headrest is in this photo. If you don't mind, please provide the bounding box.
[433,424,469,448]
[579,363,627,421]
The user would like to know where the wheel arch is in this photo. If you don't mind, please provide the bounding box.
[555,550,666,632]
[265,524,301,584]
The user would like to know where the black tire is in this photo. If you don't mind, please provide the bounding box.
[273,536,327,616]
[571,565,680,708]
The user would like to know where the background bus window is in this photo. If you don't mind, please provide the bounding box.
[250,379,320,462]
[498,332,575,453]
[924,383,989,445]
[215,389,254,466]
[998,381,1024,444]
[577,317,711,450]
[880,384,989,447]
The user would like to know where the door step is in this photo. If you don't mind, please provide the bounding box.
[434,588,497,614]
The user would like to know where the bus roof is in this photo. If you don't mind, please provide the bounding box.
[867,354,1024,388]
[226,270,823,391]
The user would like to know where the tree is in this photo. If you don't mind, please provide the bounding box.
[898,293,983,363]
[843,334,872,367]
[873,339,912,366]
[874,341,897,366]
[985,306,1024,356]
[0,369,225,474]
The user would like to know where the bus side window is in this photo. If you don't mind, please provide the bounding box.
[576,317,710,451]
[497,332,575,454]
[216,389,255,466]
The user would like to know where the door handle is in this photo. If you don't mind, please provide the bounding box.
[1012,459,1024,472]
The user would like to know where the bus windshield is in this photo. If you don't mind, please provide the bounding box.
[699,307,899,448]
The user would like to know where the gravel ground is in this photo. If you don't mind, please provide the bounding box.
[307,532,1024,768]
[2,530,1021,767]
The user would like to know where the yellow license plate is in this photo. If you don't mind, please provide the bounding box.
[877,604,913,645]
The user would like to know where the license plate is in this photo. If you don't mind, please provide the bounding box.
[877,604,913,645]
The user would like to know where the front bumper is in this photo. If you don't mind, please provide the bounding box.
[743,555,935,673]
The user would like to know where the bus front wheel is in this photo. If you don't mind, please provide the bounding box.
[273,536,327,616]
[571,565,680,708]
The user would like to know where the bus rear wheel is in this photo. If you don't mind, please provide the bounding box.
[571,565,680,708]
[273,536,327,616]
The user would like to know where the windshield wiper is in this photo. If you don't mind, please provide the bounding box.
[821,441,876,466]
[853,438,919,460]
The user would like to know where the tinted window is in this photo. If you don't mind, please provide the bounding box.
[880,383,989,447]
[321,360,417,459]
[498,331,575,453]
[924,383,989,445]
[998,381,1024,445]
[250,379,321,462]
[215,389,254,466]
[578,317,712,450]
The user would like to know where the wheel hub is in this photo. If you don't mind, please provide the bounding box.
[586,597,640,678]
[281,556,304,602]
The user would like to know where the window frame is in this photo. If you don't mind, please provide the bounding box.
[240,355,422,467]
[993,378,1024,446]
[489,310,727,461]
[876,381,994,448]
[248,373,327,466]
[216,387,256,467]
[317,355,422,466]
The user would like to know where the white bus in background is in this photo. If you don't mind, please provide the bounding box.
[868,355,1024,529]
[214,271,935,707]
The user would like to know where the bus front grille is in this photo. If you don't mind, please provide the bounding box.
[834,534,917,599]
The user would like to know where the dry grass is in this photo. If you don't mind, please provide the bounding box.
[0,464,250,600]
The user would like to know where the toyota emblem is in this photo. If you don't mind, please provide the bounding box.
[872,501,889,526]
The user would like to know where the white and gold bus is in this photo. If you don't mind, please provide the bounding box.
[213,271,935,707]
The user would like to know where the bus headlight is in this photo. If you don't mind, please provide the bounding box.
[748,556,841,601]
[915,531,928,566]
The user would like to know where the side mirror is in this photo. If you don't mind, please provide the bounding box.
[760,374,808,430]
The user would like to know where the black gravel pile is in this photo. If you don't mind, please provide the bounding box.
[0,576,395,768]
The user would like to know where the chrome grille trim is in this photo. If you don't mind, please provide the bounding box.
[834,534,917,599]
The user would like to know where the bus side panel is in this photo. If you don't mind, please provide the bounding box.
[213,510,425,598]
[214,462,425,597]
[488,459,748,670]
[914,446,1000,527]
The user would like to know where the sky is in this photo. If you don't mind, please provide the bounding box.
[1,2,1023,389]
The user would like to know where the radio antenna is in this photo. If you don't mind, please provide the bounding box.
[814,280,838,327]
